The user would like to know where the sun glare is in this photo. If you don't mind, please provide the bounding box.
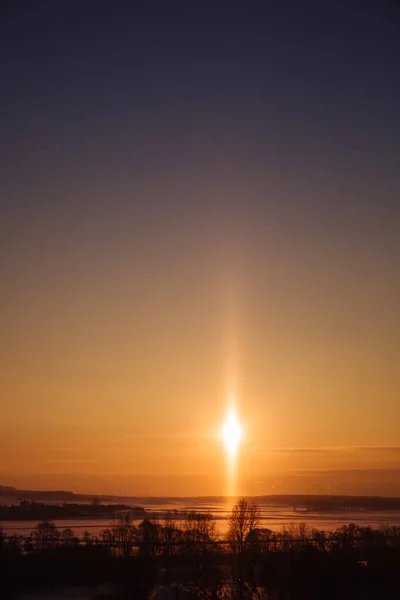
[221,408,242,455]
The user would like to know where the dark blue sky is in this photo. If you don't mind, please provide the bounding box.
[2,1,399,218]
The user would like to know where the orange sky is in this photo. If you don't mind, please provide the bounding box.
[1,207,399,495]
[1,206,399,495]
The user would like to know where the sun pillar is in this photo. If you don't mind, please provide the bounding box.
[221,397,242,500]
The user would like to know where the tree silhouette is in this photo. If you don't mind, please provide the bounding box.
[111,515,137,557]
[0,528,4,556]
[137,518,160,556]
[32,521,60,550]
[161,511,181,557]
[183,511,218,555]
[226,499,261,554]
[60,527,79,546]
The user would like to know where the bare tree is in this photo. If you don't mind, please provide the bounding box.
[99,527,113,552]
[281,522,313,551]
[111,515,137,557]
[136,518,161,556]
[161,511,180,556]
[60,527,79,546]
[32,521,60,550]
[183,511,218,555]
[226,499,261,554]
[82,530,95,545]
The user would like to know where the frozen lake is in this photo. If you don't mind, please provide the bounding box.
[3,500,400,536]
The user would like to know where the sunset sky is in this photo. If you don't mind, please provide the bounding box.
[1,1,399,497]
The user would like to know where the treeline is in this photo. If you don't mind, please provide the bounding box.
[0,500,147,521]
[2,500,400,599]
[2,499,400,555]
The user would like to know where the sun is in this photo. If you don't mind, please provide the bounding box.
[221,408,242,455]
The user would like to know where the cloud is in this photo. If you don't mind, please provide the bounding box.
[111,431,195,446]
[352,447,400,453]
[268,446,400,455]
[268,447,336,454]
[46,460,98,465]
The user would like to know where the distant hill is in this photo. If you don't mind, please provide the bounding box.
[2,485,400,511]
[0,484,120,503]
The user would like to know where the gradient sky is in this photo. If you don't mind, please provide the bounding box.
[1,0,399,496]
